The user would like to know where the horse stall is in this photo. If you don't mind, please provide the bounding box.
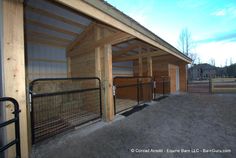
[24,0,138,144]
[24,0,105,143]
[112,40,157,113]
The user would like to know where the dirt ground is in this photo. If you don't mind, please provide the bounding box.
[31,94,236,158]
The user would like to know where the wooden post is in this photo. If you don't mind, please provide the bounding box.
[147,56,153,77]
[67,57,71,77]
[95,26,102,79]
[2,0,29,157]
[103,44,114,121]
[138,47,143,76]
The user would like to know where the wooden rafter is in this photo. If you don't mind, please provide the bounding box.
[26,19,79,36]
[27,30,72,43]
[113,50,167,62]
[27,37,68,48]
[67,31,134,57]
[66,22,96,51]
[112,43,140,56]
[26,5,87,29]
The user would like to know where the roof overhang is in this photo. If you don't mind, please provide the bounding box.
[55,0,192,64]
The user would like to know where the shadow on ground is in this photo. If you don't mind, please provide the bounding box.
[32,94,236,158]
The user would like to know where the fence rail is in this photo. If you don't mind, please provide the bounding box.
[0,97,21,158]
[187,78,236,93]
[211,78,236,93]
[29,77,102,144]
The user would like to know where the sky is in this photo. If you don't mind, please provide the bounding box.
[106,0,236,67]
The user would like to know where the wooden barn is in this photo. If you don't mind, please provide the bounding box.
[0,0,191,157]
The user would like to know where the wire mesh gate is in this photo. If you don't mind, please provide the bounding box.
[153,76,170,100]
[113,76,153,114]
[0,97,21,158]
[29,77,102,144]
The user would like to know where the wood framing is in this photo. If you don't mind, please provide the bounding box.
[113,50,167,62]
[2,0,29,157]
[26,5,86,29]
[56,0,191,63]
[26,18,78,36]
[103,44,114,121]
[67,22,96,52]
[138,48,143,76]
[67,31,134,57]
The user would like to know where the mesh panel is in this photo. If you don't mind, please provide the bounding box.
[30,78,101,143]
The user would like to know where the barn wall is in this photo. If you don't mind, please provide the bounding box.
[26,43,67,82]
[152,55,187,93]
[113,61,133,77]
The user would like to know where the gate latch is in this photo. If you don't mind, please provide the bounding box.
[112,85,116,96]
[153,81,156,88]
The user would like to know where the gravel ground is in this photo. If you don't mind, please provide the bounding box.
[32,94,236,158]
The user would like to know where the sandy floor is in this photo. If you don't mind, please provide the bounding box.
[32,93,236,158]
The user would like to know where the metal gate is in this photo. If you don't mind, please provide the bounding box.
[153,76,170,100]
[0,97,21,158]
[113,76,153,114]
[29,77,102,144]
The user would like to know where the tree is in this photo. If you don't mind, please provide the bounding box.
[178,28,198,66]
[229,57,233,65]
[225,59,228,67]
[209,58,215,66]
[178,28,192,56]
[197,57,201,64]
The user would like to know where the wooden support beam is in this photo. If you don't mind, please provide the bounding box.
[2,1,29,157]
[67,31,134,57]
[138,47,143,76]
[26,5,87,29]
[95,26,102,79]
[103,44,114,121]
[55,0,191,63]
[66,22,95,52]
[26,19,79,36]
[147,56,153,77]
[67,57,71,77]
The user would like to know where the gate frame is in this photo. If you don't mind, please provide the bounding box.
[29,77,102,144]
[113,76,154,114]
[0,97,21,158]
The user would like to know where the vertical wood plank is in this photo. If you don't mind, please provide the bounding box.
[2,0,29,157]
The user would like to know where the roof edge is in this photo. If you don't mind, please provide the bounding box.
[83,0,192,63]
